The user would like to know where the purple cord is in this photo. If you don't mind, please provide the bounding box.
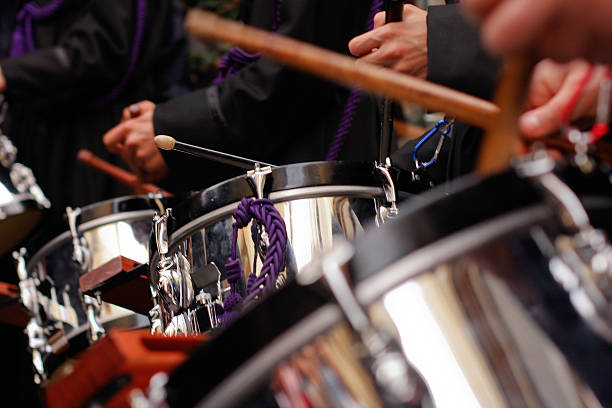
[218,198,288,325]
[10,0,68,57]
[213,0,283,85]
[325,0,385,161]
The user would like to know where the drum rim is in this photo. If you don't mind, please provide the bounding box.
[181,201,597,408]
[168,161,401,233]
[26,208,156,272]
[24,194,165,269]
[167,185,384,248]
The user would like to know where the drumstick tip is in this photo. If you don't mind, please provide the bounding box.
[154,135,176,151]
[77,149,93,162]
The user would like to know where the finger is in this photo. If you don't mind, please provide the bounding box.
[481,0,555,56]
[373,11,386,29]
[103,122,131,153]
[349,32,382,57]
[519,85,574,138]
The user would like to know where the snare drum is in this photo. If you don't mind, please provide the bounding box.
[17,195,166,382]
[158,157,612,408]
[148,161,423,335]
[0,134,49,254]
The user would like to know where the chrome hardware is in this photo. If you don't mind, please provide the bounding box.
[148,302,163,334]
[11,163,51,208]
[197,290,218,330]
[13,248,49,384]
[374,159,399,226]
[516,152,612,343]
[301,242,418,405]
[130,372,169,408]
[0,134,17,167]
[246,163,272,199]
[83,293,106,342]
[153,210,197,334]
[66,207,91,272]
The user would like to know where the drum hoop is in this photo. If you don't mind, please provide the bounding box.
[167,185,384,250]
[27,209,156,271]
[196,303,343,408]
[191,204,555,407]
[354,204,553,305]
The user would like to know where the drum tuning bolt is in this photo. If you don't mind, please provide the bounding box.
[152,209,198,334]
[130,372,169,408]
[375,158,399,226]
[13,247,50,384]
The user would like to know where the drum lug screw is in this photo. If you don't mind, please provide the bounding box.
[246,163,272,199]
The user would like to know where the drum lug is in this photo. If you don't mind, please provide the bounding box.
[153,210,198,334]
[83,293,106,343]
[10,162,51,208]
[196,290,219,330]
[66,206,92,272]
[375,159,399,225]
[13,248,51,384]
[148,302,164,334]
[0,134,17,167]
[130,372,169,408]
[311,242,419,404]
[246,163,272,199]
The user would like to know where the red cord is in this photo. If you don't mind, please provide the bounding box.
[560,66,594,125]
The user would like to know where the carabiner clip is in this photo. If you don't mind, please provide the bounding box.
[413,119,453,169]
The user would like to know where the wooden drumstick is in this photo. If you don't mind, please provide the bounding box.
[77,149,172,196]
[184,9,500,130]
[476,58,533,175]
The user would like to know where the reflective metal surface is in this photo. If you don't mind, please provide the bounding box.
[21,195,159,379]
[151,162,397,335]
[165,163,612,408]
[0,134,49,254]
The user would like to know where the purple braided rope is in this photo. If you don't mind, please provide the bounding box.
[325,0,385,161]
[213,0,283,85]
[218,198,288,325]
[10,0,68,57]
[92,0,148,107]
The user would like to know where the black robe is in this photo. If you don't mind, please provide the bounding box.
[0,0,190,213]
[154,0,383,192]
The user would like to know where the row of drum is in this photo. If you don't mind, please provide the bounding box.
[4,139,612,406]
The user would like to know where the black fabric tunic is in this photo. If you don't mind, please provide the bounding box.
[0,0,190,212]
[154,0,383,192]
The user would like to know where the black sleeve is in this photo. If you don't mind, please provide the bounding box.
[154,0,372,190]
[426,4,501,100]
[0,0,153,105]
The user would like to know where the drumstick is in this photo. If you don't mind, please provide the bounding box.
[476,58,533,175]
[184,9,500,130]
[77,149,172,196]
[154,135,277,169]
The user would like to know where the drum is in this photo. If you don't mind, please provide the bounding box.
[0,134,49,254]
[152,155,612,408]
[16,194,167,383]
[148,161,425,335]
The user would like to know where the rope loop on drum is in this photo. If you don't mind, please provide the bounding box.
[219,197,288,325]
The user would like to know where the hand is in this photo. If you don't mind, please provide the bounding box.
[463,0,612,63]
[520,59,609,138]
[103,100,168,182]
[348,4,428,78]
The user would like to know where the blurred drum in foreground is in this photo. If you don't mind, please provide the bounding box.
[152,153,612,408]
